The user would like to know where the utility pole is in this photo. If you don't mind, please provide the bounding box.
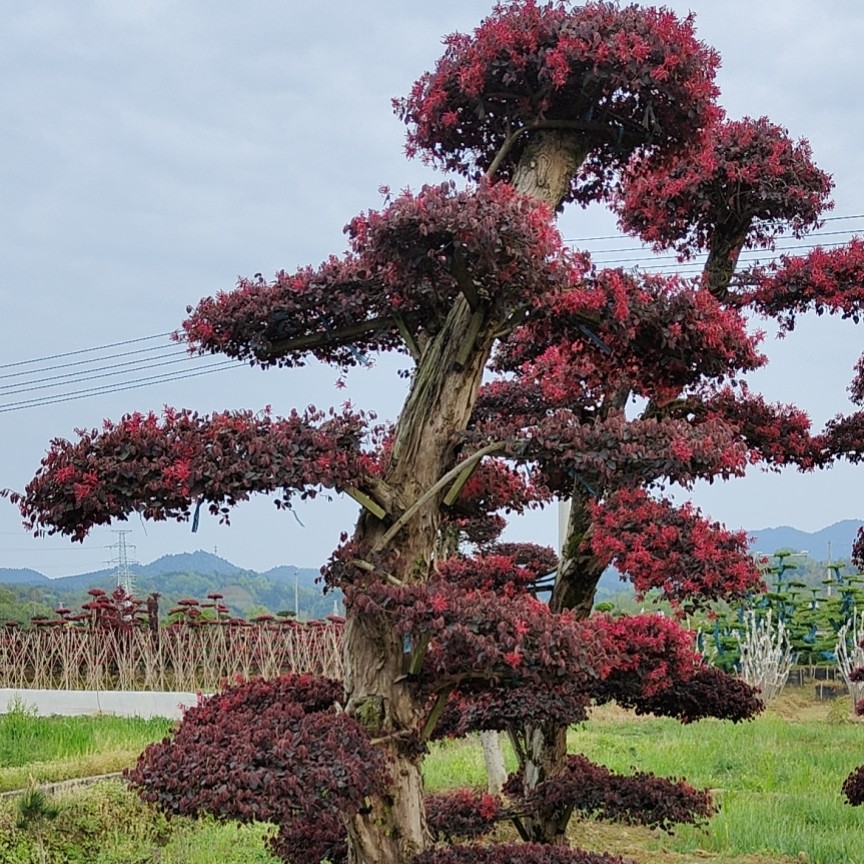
[106,530,136,594]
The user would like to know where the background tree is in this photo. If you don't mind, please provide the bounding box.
[4,2,823,861]
[741,209,864,812]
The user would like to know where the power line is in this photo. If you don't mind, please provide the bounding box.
[565,212,864,245]
[0,361,238,414]
[0,332,174,371]
[0,341,186,382]
[0,351,203,397]
[1,213,862,414]
[588,239,853,268]
[571,227,863,257]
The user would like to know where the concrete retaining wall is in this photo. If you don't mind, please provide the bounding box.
[0,689,202,720]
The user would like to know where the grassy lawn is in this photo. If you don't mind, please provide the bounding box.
[0,687,862,863]
[0,697,172,792]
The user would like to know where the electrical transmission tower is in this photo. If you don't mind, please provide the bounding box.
[106,530,137,594]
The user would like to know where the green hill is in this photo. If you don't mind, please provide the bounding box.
[0,551,341,624]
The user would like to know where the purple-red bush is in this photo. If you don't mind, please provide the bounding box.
[586,489,763,609]
[586,614,761,723]
[345,581,609,694]
[510,754,714,832]
[616,116,832,258]
[433,681,591,738]
[9,407,366,541]
[126,675,386,864]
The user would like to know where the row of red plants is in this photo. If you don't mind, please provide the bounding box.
[1,586,343,690]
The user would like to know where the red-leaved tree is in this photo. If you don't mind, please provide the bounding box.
[4,2,838,862]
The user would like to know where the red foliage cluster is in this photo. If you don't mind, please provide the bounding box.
[701,386,823,469]
[452,459,549,518]
[18,585,153,632]
[848,356,864,406]
[426,789,504,842]
[823,412,864,466]
[588,613,702,701]
[618,664,764,724]
[843,765,864,806]
[436,545,556,597]
[822,411,864,569]
[126,675,386,864]
[432,681,591,737]
[509,753,713,831]
[180,180,566,368]
[398,0,720,204]
[5,406,365,541]
[490,409,749,496]
[496,269,763,404]
[585,614,762,724]
[414,845,630,864]
[432,612,761,735]
[841,664,864,804]
[346,581,608,693]
[616,116,832,257]
[586,488,763,607]
[748,238,864,330]
[448,459,551,546]
[851,527,864,570]
[481,542,558,577]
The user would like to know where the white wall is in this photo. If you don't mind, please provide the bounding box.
[0,689,201,720]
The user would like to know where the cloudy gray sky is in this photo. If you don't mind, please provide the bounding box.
[2,1,864,576]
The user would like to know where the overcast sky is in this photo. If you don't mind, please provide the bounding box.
[2,1,864,577]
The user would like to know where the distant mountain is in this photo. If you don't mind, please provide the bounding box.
[0,550,339,622]
[747,519,863,562]
[262,564,326,592]
[137,550,244,579]
[2,520,862,621]
[0,567,50,586]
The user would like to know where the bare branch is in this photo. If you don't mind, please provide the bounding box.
[450,246,481,310]
[393,314,422,362]
[265,315,397,359]
[372,441,507,553]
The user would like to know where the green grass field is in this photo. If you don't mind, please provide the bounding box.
[0,688,861,863]
[0,696,172,792]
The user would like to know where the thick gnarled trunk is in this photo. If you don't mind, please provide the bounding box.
[342,131,584,863]
[705,229,748,299]
[344,297,497,863]
[511,130,589,209]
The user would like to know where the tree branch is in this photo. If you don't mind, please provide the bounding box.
[393,314,422,362]
[450,246,481,310]
[265,315,397,359]
[420,687,454,740]
[485,125,532,180]
[345,488,388,520]
[371,441,507,553]
[485,116,633,181]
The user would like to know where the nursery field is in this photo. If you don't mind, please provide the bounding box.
[0,687,861,864]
